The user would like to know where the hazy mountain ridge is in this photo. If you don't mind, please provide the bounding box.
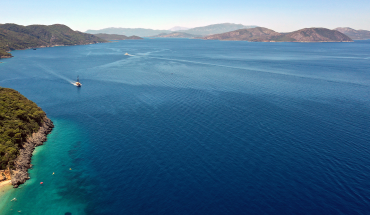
[203,27,353,42]
[86,28,171,37]
[334,27,370,40]
[86,23,258,37]
[94,33,143,40]
[0,23,106,58]
[180,23,258,36]
[150,32,201,38]
[169,26,190,31]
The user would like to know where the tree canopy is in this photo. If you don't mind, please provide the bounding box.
[0,87,46,170]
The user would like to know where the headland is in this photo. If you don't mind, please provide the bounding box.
[11,117,54,188]
[0,23,107,58]
[0,87,54,188]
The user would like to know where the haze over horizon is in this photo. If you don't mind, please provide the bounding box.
[1,0,370,32]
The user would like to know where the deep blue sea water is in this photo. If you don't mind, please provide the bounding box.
[0,39,370,214]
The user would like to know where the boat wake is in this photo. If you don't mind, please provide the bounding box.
[37,64,76,85]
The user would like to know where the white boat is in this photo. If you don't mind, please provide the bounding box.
[75,76,82,87]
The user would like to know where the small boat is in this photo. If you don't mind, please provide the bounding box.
[11,198,17,201]
[125,53,129,55]
[75,76,82,87]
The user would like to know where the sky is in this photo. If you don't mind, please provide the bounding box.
[1,0,369,32]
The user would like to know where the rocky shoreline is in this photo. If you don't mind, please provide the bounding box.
[11,117,54,188]
[0,56,13,59]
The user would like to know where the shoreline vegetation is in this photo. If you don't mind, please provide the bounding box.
[0,87,54,188]
[0,23,107,59]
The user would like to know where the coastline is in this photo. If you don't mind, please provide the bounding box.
[0,180,12,200]
[10,116,54,188]
[0,56,13,59]
[1,42,105,59]
[0,180,11,189]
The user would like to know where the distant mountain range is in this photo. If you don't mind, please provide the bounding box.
[86,28,171,37]
[203,27,353,42]
[1,23,364,59]
[0,23,106,58]
[334,27,370,40]
[150,32,201,38]
[86,23,258,37]
[94,33,143,40]
[169,26,190,31]
[180,23,258,36]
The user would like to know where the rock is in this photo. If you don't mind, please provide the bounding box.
[11,117,54,188]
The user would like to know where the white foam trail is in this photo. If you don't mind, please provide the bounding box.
[135,49,170,56]
[140,56,370,86]
[37,64,76,85]
[144,56,250,71]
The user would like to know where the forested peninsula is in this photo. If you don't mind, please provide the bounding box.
[0,87,54,188]
[0,23,107,58]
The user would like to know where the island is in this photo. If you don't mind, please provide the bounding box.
[0,87,54,188]
[202,27,353,42]
[0,23,107,58]
[94,33,143,40]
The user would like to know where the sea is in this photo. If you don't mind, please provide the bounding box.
[0,39,370,215]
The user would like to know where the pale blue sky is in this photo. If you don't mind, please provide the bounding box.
[1,0,369,32]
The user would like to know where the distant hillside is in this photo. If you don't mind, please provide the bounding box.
[334,27,370,40]
[282,28,352,42]
[181,23,258,36]
[86,28,171,37]
[203,27,353,42]
[150,32,200,38]
[86,23,258,37]
[94,33,143,40]
[203,27,280,41]
[0,23,106,58]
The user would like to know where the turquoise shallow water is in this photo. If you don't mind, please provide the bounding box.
[0,39,370,214]
[0,120,90,214]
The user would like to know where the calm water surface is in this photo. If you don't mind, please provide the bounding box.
[0,39,370,214]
